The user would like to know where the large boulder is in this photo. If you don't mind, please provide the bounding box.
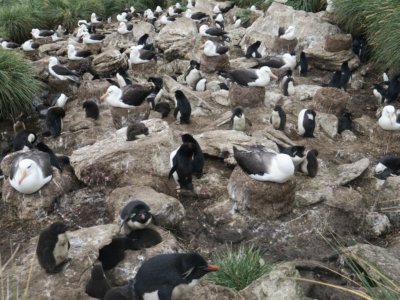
[324,34,352,52]
[92,50,128,73]
[70,119,178,186]
[240,262,305,300]
[228,166,296,221]
[77,79,112,103]
[240,2,341,55]
[128,59,157,78]
[312,87,350,117]
[378,176,400,227]
[228,83,265,108]
[200,53,230,73]
[370,122,400,151]
[110,102,151,129]
[181,281,238,300]
[3,224,118,299]
[107,186,185,229]
[155,17,202,62]
[1,152,80,220]
[33,36,53,45]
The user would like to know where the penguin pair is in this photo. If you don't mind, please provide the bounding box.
[270,105,286,131]
[379,71,400,103]
[86,261,111,299]
[337,113,354,135]
[36,222,70,273]
[82,101,99,120]
[374,156,400,180]
[173,90,191,125]
[283,146,306,167]
[13,130,37,152]
[126,123,149,141]
[230,108,252,131]
[244,41,262,59]
[185,60,202,88]
[294,52,308,77]
[327,62,352,91]
[278,70,292,90]
[373,84,387,104]
[169,140,197,190]
[46,107,65,138]
[103,253,219,300]
[298,109,316,137]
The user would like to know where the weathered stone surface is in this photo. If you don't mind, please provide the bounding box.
[67,59,91,72]
[312,87,350,117]
[211,89,229,106]
[378,176,400,227]
[350,73,364,91]
[193,130,278,165]
[33,36,53,45]
[181,281,238,300]
[23,49,41,61]
[39,43,63,54]
[228,83,265,108]
[70,119,178,186]
[273,36,298,54]
[240,262,305,300]
[48,76,79,105]
[78,79,112,103]
[92,50,128,73]
[129,59,157,78]
[365,212,391,237]
[370,121,400,147]
[316,112,338,138]
[4,224,118,299]
[304,42,360,71]
[341,130,357,141]
[83,42,102,55]
[293,84,321,101]
[353,115,374,137]
[200,53,230,73]
[107,186,185,229]
[229,57,258,69]
[228,167,296,221]
[110,102,150,129]
[325,34,352,52]
[1,152,80,219]
[336,158,369,186]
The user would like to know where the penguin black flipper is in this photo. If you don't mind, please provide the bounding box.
[168,161,178,180]
[245,118,253,126]
[126,228,162,249]
[173,106,179,119]
[98,238,137,271]
[41,246,57,272]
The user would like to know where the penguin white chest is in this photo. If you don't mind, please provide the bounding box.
[53,233,69,266]
[300,157,309,174]
[171,279,199,299]
[123,217,152,234]
[232,116,245,131]
[271,111,281,129]
[287,82,295,95]
[373,89,382,104]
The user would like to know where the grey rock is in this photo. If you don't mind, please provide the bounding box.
[316,112,338,138]
[92,50,128,73]
[353,115,374,137]
[350,73,364,91]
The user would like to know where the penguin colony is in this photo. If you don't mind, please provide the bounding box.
[2,0,400,298]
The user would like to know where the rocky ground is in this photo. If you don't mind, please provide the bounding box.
[0,1,400,300]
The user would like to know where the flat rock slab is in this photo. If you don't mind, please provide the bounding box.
[129,59,157,78]
[353,115,374,137]
[110,102,150,129]
[325,34,352,52]
[336,158,369,186]
[228,83,265,108]
[200,53,231,73]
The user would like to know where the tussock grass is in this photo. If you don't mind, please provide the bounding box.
[205,243,275,291]
[0,49,40,117]
[333,0,400,71]
[286,0,326,13]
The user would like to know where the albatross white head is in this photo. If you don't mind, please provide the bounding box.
[379,105,400,130]
[259,66,279,81]
[199,40,217,56]
[184,9,193,18]
[156,6,163,12]
[1,41,8,49]
[30,29,41,39]
[281,26,295,40]
[199,24,209,36]
[118,22,129,34]
[99,85,123,106]
[47,56,59,67]
[9,159,51,194]
[124,46,140,63]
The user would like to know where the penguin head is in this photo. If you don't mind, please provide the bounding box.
[253,41,261,47]
[300,52,306,59]
[120,200,152,229]
[341,61,349,69]
[233,107,244,118]
[147,77,163,87]
[174,90,187,102]
[273,105,283,112]
[284,70,293,78]
[49,222,70,234]
[343,112,354,119]
[290,50,297,56]
[49,107,66,118]
[81,63,89,72]
[286,146,306,158]
[181,253,219,280]
[180,133,196,144]
[333,70,342,80]
[90,262,106,280]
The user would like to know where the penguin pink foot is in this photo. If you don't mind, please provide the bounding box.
[175,121,181,125]
[175,186,181,190]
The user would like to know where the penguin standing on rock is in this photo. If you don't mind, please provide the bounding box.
[244,41,261,59]
[180,133,204,178]
[120,200,153,235]
[230,108,252,131]
[185,60,202,88]
[13,130,37,151]
[283,146,306,167]
[328,71,342,89]
[300,149,318,177]
[340,61,352,92]
[283,77,295,96]
[86,262,111,299]
[270,105,286,131]
[295,52,308,77]
[174,91,191,125]
[46,107,65,138]
[337,113,354,134]
[126,123,149,141]
[36,222,70,273]
[169,142,197,190]
[298,109,316,137]
[82,101,99,120]
[373,84,387,104]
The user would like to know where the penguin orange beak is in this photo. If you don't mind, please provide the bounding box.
[124,49,130,54]
[141,214,145,219]
[205,264,219,272]
[199,44,205,49]
[19,169,27,185]
[270,72,278,80]
[100,92,109,100]
[389,113,393,125]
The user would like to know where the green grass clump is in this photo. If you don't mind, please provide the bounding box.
[333,0,400,72]
[205,243,275,291]
[231,0,273,11]
[0,49,40,117]
[286,0,326,13]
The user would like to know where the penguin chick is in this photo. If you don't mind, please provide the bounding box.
[283,146,306,167]
[13,130,36,151]
[37,142,62,171]
[126,123,149,141]
[36,222,70,273]
[169,142,197,190]
[126,228,162,249]
[270,105,286,131]
[193,78,207,91]
[338,112,354,134]
[294,52,308,77]
[46,107,65,138]
[82,101,99,120]
[120,200,153,235]
[98,238,138,271]
[230,108,252,131]
[244,41,261,59]
[155,102,170,118]
[283,77,295,96]
[300,149,318,177]
[340,61,352,92]
[85,262,111,300]
[328,71,342,89]
[180,133,204,178]
[174,90,191,125]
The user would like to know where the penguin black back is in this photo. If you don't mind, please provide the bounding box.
[126,228,162,249]
[155,102,170,118]
[283,77,295,96]
[218,82,229,90]
[138,33,149,45]
[169,142,196,190]
[86,262,111,299]
[104,280,136,300]
[304,149,318,177]
[374,156,400,180]
[380,71,400,103]
[328,71,342,89]
[36,222,70,273]
[174,90,191,124]
[37,142,62,171]
[82,101,99,120]
[180,133,204,178]
[134,253,219,300]
[46,107,65,138]
[270,105,286,131]
[98,238,138,271]
[147,77,163,87]
[295,52,308,77]
[126,123,149,141]
[340,61,352,92]
[303,109,316,137]
[13,130,36,152]
[245,41,261,59]
[338,112,354,134]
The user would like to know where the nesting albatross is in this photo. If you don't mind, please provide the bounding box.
[45,57,80,82]
[100,85,152,108]
[218,67,278,87]
[256,51,297,69]
[200,40,228,56]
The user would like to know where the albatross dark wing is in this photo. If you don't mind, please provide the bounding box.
[120,85,152,106]
[10,150,52,180]
[229,69,259,86]
[52,65,80,76]
[215,43,228,55]
[75,50,93,58]
[39,30,55,37]
[256,56,285,68]
[233,145,270,175]
[139,49,156,61]
[205,27,227,36]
